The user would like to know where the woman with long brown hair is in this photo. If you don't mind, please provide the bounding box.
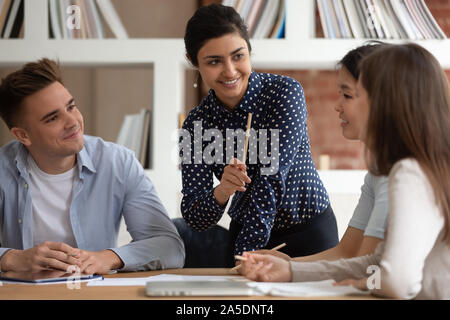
[240,43,450,299]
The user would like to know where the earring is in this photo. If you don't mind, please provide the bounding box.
[193,71,200,88]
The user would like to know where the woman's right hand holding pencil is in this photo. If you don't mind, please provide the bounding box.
[248,249,291,261]
[214,158,251,206]
[240,252,292,282]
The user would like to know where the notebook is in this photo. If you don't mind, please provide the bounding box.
[0,270,103,284]
[146,280,254,297]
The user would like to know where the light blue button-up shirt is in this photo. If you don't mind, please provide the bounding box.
[0,135,185,271]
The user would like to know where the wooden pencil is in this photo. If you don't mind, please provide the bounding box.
[223,113,253,216]
[230,242,287,272]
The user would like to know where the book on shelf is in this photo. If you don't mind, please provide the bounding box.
[415,0,436,38]
[58,0,68,38]
[419,0,446,39]
[6,0,22,38]
[366,0,386,38]
[383,0,408,39]
[82,0,104,38]
[90,0,105,38]
[360,0,378,38]
[317,0,446,40]
[223,0,285,39]
[64,0,84,38]
[54,0,79,39]
[259,0,282,38]
[390,0,418,39]
[317,0,329,38]
[327,0,342,38]
[237,0,253,22]
[353,0,371,38]
[75,0,89,38]
[374,0,400,39]
[49,0,62,39]
[334,0,352,38]
[0,0,9,31]
[73,0,86,38]
[95,0,127,39]
[342,0,364,38]
[319,0,337,38]
[246,0,264,36]
[48,0,126,39]
[116,109,151,168]
[399,0,423,39]
[269,0,285,38]
[1,0,23,38]
[0,0,12,37]
[406,0,430,38]
[372,0,392,39]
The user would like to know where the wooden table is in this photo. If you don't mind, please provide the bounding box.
[0,268,374,300]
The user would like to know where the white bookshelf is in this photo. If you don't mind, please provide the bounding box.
[0,0,448,221]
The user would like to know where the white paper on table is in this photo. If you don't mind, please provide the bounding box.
[86,276,151,286]
[86,274,244,287]
[247,279,369,297]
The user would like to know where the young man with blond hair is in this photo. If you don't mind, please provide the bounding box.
[0,58,185,274]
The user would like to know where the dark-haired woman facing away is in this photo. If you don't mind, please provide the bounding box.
[180,4,338,266]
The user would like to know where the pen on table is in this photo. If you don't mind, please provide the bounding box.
[223,113,253,216]
[230,242,287,272]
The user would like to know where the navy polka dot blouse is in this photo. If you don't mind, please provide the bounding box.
[180,72,330,256]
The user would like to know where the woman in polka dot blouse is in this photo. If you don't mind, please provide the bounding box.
[180,4,338,266]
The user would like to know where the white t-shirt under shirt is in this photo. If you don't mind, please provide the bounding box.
[27,155,77,248]
[348,172,389,239]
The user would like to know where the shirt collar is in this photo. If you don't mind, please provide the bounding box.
[209,71,262,117]
[14,139,96,179]
[76,143,96,178]
[14,143,30,178]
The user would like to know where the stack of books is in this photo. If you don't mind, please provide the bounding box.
[0,0,23,38]
[222,0,286,39]
[116,109,151,168]
[48,0,128,39]
[317,0,446,39]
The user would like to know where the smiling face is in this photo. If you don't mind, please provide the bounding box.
[335,66,369,141]
[196,32,252,110]
[12,81,84,170]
